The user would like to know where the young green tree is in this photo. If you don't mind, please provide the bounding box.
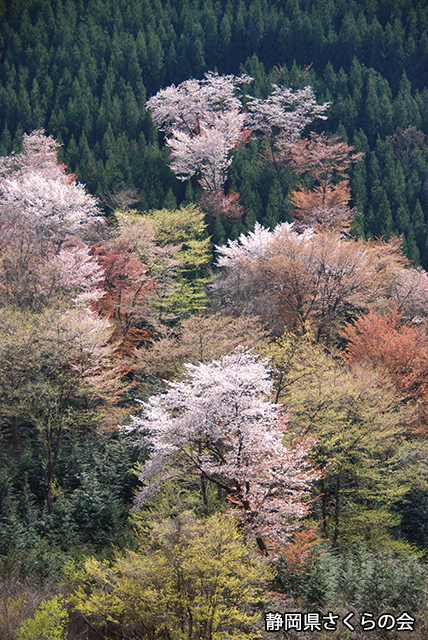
[115,204,212,323]
[15,596,67,640]
[69,512,270,640]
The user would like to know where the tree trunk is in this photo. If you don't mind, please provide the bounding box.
[256,536,268,555]
[45,443,54,514]
[44,418,63,514]
[320,476,327,533]
[200,473,208,507]
[332,470,342,544]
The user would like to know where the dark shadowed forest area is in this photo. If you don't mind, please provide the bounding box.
[2,1,428,639]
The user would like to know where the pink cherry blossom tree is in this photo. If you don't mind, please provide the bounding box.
[147,73,251,196]
[246,85,330,162]
[146,71,252,137]
[0,129,103,243]
[0,131,106,310]
[128,349,318,553]
[38,238,105,306]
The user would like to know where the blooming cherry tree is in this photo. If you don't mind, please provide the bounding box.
[38,238,105,306]
[147,75,329,221]
[0,131,106,310]
[146,72,251,137]
[0,130,103,242]
[215,221,310,266]
[215,222,428,341]
[246,85,330,154]
[167,110,246,191]
[147,73,251,197]
[392,266,428,318]
[129,350,317,552]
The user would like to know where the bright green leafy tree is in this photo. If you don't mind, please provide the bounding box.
[68,512,270,640]
[115,204,212,322]
[15,596,68,640]
[262,332,424,549]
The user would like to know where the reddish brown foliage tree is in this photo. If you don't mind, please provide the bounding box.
[199,188,245,222]
[289,181,353,232]
[388,125,428,161]
[289,133,363,183]
[274,526,321,595]
[343,308,428,431]
[288,133,363,232]
[92,241,153,355]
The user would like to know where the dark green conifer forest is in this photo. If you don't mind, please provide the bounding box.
[2,0,428,257]
[4,1,428,639]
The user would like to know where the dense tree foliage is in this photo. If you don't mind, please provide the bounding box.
[69,512,270,640]
[2,126,428,636]
[4,3,428,638]
[263,332,418,547]
[2,0,428,259]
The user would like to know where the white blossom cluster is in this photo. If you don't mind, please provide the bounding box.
[0,130,103,240]
[215,221,314,267]
[147,73,328,195]
[246,84,330,148]
[129,350,317,546]
[167,110,246,191]
[146,72,252,136]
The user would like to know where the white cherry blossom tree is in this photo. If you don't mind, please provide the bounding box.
[167,109,246,191]
[246,85,330,157]
[146,71,252,137]
[128,349,317,553]
[0,130,106,310]
[146,73,251,195]
[0,129,103,243]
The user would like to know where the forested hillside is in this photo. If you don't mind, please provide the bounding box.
[2,0,428,259]
[4,2,428,639]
